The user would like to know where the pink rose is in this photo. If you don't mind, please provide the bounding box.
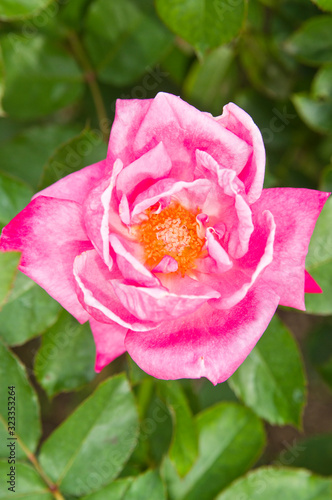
[0,93,329,384]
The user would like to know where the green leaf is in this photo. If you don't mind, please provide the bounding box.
[311,0,332,12]
[0,461,53,499]
[38,128,107,190]
[83,470,166,500]
[305,196,332,314]
[39,374,139,497]
[0,272,61,346]
[0,171,33,227]
[216,467,332,500]
[285,16,332,66]
[0,252,20,309]
[1,34,83,120]
[0,342,41,459]
[313,63,332,99]
[158,381,198,477]
[320,165,332,191]
[0,124,81,189]
[184,46,235,115]
[229,315,306,427]
[82,477,133,500]
[163,403,265,500]
[0,0,54,21]
[155,0,246,55]
[35,309,95,397]
[307,318,332,389]
[292,93,332,134]
[84,0,173,86]
[278,434,332,476]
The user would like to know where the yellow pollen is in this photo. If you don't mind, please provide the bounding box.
[136,202,205,274]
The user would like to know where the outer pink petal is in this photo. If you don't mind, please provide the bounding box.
[83,159,124,267]
[253,188,330,310]
[112,276,220,322]
[108,98,153,166]
[33,160,108,204]
[133,93,252,181]
[0,196,91,323]
[73,249,157,331]
[89,318,127,372]
[305,270,322,294]
[125,284,280,384]
[116,142,172,200]
[216,103,265,204]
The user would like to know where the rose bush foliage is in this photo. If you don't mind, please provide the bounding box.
[0,93,329,384]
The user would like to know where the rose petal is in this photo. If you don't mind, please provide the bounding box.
[89,317,127,372]
[153,255,178,273]
[125,284,280,384]
[73,249,157,331]
[0,196,91,323]
[116,142,172,200]
[216,102,265,204]
[33,160,108,204]
[253,188,330,310]
[305,270,323,294]
[112,275,220,322]
[205,228,233,273]
[133,92,251,181]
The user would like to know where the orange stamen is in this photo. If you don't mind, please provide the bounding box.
[135,202,205,275]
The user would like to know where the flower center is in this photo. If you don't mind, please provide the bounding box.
[136,202,205,274]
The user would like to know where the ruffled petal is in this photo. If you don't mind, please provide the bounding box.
[0,196,91,323]
[33,160,108,204]
[112,275,220,322]
[109,233,160,287]
[253,188,330,310]
[73,249,157,331]
[197,210,275,309]
[108,98,153,166]
[116,142,172,200]
[89,317,127,372]
[216,103,265,204]
[125,284,280,384]
[305,270,322,294]
[133,93,252,181]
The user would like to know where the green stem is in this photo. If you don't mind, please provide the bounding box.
[67,30,109,142]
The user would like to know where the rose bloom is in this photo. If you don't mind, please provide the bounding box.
[0,93,330,384]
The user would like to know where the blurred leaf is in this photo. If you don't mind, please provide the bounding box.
[0,252,20,309]
[39,374,139,497]
[285,16,332,65]
[0,124,80,189]
[292,93,332,134]
[313,63,332,99]
[38,128,107,190]
[320,165,332,191]
[216,467,332,500]
[184,46,235,115]
[0,34,83,120]
[159,381,198,477]
[0,0,54,21]
[278,434,332,476]
[229,315,306,427]
[84,0,173,86]
[0,461,53,499]
[305,196,332,314]
[82,477,133,500]
[83,470,165,500]
[307,318,332,389]
[155,0,246,55]
[0,272,61,346]
[0,342,41,459]
[311,0,332,12]
[163,403,265,500]
[0,171,33,228]
[35,310,95,398]
[60,0,91,29]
